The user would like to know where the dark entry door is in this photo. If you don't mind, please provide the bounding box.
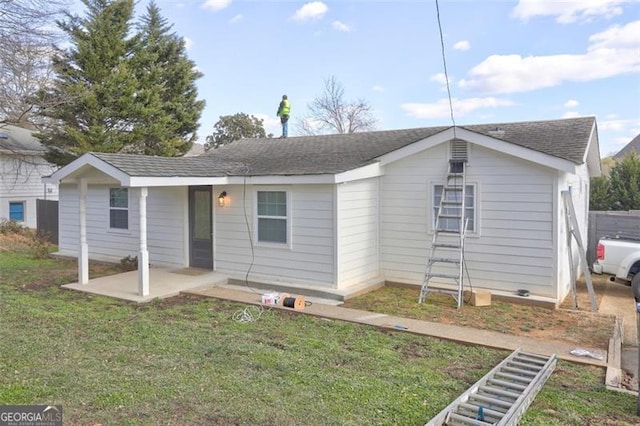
[189,186,213,269]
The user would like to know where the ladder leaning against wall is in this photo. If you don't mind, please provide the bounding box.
[419,140,469,309]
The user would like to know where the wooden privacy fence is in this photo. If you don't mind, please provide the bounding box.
[587,210,640,265]
[36,199,58,245]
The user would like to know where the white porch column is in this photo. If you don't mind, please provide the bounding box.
[78,178,89,284]
[138,187,149,296]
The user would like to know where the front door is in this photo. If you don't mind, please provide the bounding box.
[189,186,213,269]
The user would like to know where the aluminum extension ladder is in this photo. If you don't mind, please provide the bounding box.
[425,348,557,426]
[561,190,598,312]
[419,160,467,309]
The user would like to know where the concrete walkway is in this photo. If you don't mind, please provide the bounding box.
[599,280,637,345]
[186,286,608,368]
[599,281,639,391]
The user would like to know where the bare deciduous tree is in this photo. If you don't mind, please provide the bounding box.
[297,75,377,135]
[0,0,68,129]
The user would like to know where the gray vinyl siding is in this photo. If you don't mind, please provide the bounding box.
[58,184,186,268]
[337,178,379,287]
[0,154,58,228]
[214,184,335,287]
[381,142,557,298]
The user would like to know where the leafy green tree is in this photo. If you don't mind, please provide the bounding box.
[608,151,640,210]
[128,1,204,156]
[589,176,612,210]
[205,113,269,150]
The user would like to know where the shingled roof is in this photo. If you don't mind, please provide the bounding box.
[90,117,596,178]
[0,124,46,153]
[614,133,640,160]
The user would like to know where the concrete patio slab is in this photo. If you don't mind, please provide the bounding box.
[62,267,227,303]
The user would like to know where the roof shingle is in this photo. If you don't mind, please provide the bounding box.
[92,117,597,177]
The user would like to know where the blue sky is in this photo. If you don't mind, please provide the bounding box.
[140,1,637,156]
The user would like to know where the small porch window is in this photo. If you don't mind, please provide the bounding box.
[109,188,129,229]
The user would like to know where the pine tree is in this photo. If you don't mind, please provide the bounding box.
[37,0,138,166]
[129,1,204,156]
[37,0,204,166]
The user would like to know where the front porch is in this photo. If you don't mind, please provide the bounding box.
[62,267,228,303]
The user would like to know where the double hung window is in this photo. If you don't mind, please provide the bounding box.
[257,191,288,244]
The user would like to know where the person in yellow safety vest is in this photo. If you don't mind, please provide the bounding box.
[276,94,291,138]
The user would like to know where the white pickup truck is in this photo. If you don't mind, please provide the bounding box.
[592,235,640,300]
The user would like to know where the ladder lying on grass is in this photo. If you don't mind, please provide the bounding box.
[425,348,557,426]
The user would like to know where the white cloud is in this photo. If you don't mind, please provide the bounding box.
[332,20,352,32]
[291,2,328,22]
[562,111,581,118]
[430,73,449,85]
[252,113,281,136]
[183,37,193,50]
[458,20,640,94]
[453,40,470,51]
[401,97,515,119]
[511,0,629,23]
[372,85,386,92]
[202,0,232,11]
[600,118,639,132]
[564,99,580,108]
[230,14,244,24]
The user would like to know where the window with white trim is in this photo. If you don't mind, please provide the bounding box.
[257,191,287,244]
[433,184,476,232]
[109,188,129,229]
[9,202,25,222]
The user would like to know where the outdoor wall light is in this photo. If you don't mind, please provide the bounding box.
[218,191,227,207]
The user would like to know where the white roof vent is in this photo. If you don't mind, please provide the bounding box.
[450,139,468,162]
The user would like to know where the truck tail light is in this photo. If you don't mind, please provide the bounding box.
[597,243,604,260]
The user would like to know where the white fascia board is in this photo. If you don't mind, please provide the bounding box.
[334,162,383,183]
[583,121,602,178]
[378,128,456,166]
[221,166,383,185]
[46,153,131,185]
[128,176,229,187]
[225,174,336,185]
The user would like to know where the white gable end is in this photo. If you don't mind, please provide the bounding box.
[377,127,578,174]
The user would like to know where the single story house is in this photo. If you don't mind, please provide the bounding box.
[44,116,601,306]
[614,133,640,160]
[0,124,59,228]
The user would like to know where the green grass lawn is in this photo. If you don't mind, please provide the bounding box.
[0,243,637,425]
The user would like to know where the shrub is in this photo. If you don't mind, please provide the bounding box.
[0,219,51,258]
[0,219,29,235]
[120,255,138,271]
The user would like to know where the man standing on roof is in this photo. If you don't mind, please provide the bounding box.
[276,94,290,138]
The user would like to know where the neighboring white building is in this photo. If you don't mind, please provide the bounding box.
[45,117,601,306]
[0,124,59,228]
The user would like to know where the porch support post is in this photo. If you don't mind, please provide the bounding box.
[78,178,89,284]
[138,187,149,297]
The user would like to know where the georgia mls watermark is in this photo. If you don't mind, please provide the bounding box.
[0,406,62,426]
